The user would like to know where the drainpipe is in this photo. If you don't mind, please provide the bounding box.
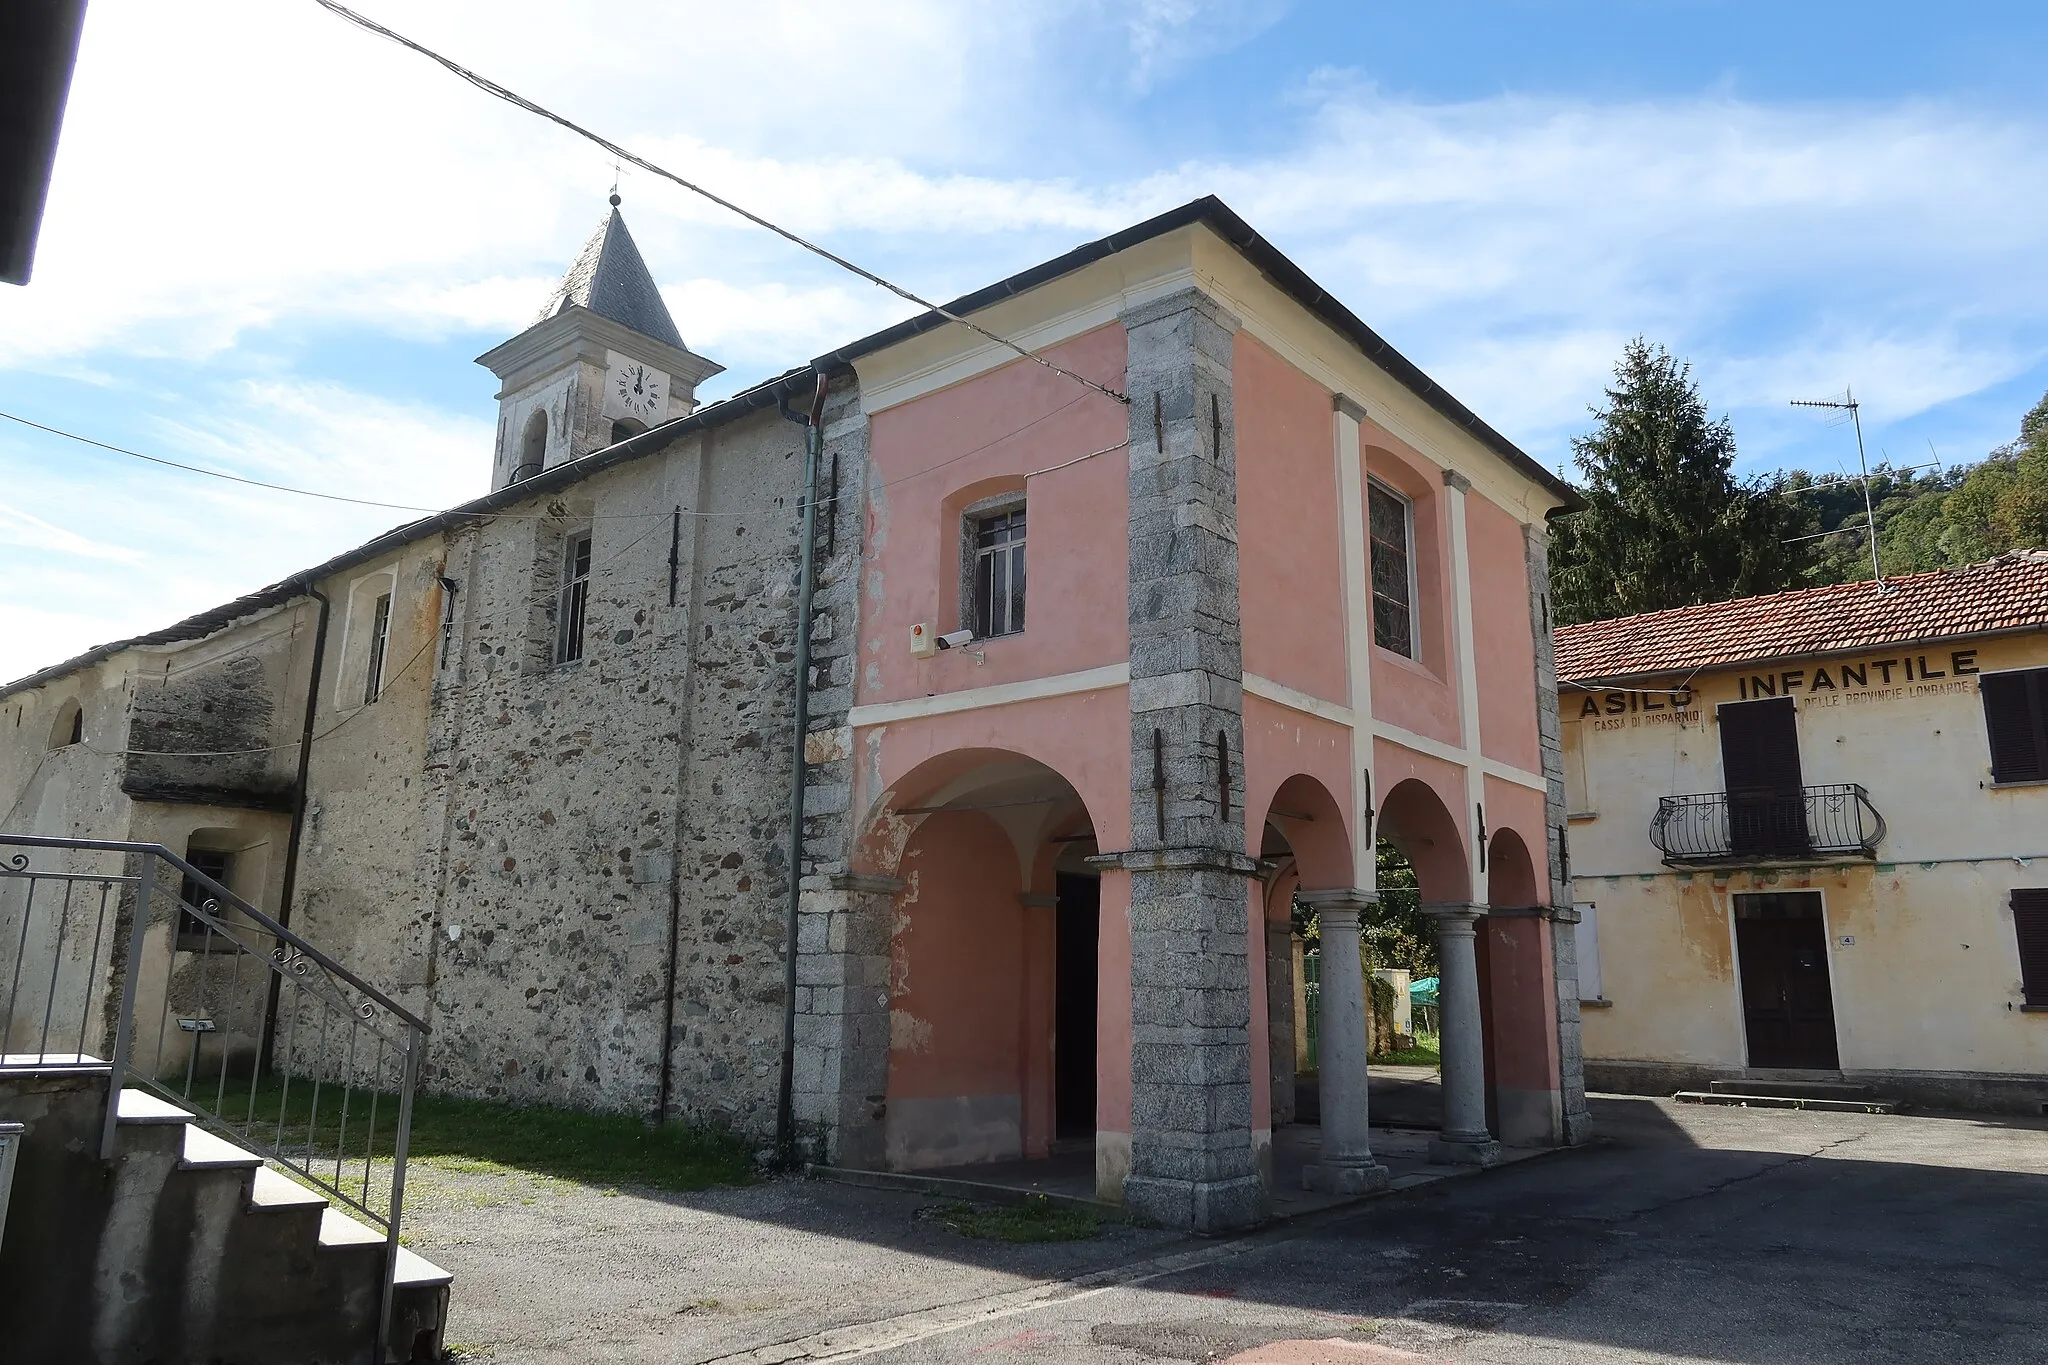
[263,580,329,1073]
[774,369,828,1164]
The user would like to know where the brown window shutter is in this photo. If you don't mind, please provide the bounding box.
[1981,669,2048,784]
[2015,890,2048,1008]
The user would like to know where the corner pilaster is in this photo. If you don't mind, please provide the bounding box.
[1117,286,1265,1233]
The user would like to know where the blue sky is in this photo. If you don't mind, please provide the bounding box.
[3,0,2046,678]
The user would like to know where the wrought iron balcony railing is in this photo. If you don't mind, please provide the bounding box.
[1649,783,1887,865]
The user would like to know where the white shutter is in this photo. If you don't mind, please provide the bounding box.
[1574,902,1603,1002]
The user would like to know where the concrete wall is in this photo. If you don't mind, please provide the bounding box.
[1569,632,2048,1095]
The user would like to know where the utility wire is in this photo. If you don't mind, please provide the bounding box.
[312,0,1132,411]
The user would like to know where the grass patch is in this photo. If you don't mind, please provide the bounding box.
[175,1075,756,1195]
[931,1194,1102,1243]
[1371,1032,1441,1067]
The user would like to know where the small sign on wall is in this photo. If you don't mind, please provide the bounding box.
[1838,935,1856,946]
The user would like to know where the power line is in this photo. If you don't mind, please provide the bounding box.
[311,0,1133,412]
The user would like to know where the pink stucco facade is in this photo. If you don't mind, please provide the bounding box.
[829,231,1575,1207]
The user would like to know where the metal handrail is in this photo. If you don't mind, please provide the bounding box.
[1648,782,1886,865]
[0,833,426,1361]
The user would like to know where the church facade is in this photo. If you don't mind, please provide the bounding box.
[1,197,1589,1230]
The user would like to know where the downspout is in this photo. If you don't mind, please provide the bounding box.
[264,580,329,1071]
[774,369,828,1163]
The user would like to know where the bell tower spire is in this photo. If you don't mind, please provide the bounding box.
[476,195,723,490]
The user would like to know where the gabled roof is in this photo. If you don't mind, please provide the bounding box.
[5,194,1574,696]
[533,205,685,349]
[1553,550,2048,686]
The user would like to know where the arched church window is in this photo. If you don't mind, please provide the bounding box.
[50,699,82,750]
[515,410,548,483]
[610,418,647,446]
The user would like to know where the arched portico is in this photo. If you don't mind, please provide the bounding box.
[1481,825,1566,1145]
[836,749,1111,1173]
[1259,774,1391,1195]
[1379,776,1503,1165]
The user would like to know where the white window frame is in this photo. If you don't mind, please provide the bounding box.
[1366,477,1419,659]
[964,499,1025,640]
[555,531,594,665]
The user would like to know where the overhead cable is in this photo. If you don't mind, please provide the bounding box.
[311,0,1132,410]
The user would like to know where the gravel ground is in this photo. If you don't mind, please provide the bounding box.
[413,1097,2048,1364]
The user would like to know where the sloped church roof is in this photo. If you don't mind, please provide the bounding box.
[532,203,685,350]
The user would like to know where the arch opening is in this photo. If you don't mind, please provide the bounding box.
[48,698,80,750]
[860,749,1102,1170]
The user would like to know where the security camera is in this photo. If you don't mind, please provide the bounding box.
[935,629,975,650]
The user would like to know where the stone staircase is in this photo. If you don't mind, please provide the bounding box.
[0,1065,449,1363]
[1674,1076,1901,1114]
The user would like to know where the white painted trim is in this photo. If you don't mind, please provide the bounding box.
[1376,723,1549,796]
[1244,672,1353,727]
[1333,400,1376,889]
[1242,673,1548,796]
[1442,479,1488,890]
[847,663,1129,728]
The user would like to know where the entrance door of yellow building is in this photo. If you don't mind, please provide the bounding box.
[1734,892,1839,1069]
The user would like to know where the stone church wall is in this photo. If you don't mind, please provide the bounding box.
[290,399,823,1129]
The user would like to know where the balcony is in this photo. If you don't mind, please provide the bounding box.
[1649,783,1887,867]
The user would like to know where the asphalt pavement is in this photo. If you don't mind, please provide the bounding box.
[417,1096,2048,1363]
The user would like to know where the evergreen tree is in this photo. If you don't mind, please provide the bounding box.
[1550,339,1811,625]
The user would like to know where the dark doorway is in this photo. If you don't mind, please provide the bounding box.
[1718,697,1810,858]
[1054,873,1099,1140]
[1734,893,1839,1069]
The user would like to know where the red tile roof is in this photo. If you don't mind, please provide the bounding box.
[1553,550,2048,685]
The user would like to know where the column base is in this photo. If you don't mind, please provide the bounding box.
[1302,1160,1390,1195]
[1123,1173,1268,1234]
[1428,1135,1506,1168]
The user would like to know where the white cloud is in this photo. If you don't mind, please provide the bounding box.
[2,2,2044,680]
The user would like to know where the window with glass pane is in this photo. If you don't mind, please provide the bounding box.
[363,593,392,703]
[1367,482,1414,657]
[177,847,232,949]
[972,507,1026,638]
[556,533,593,664]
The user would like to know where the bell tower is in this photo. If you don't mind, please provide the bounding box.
[477,195,723,490]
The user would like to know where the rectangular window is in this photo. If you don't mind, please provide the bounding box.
[436,580,458,673]
[2015,890,2048,1008]
[177,848,233,950]
[972,507,1025,639]
[1367,481,1415,657]
[1981,667,2048,784]
[556,532,593,664]
[363,593,392,704]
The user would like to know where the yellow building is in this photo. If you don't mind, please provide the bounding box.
[1556,551,2048,1114]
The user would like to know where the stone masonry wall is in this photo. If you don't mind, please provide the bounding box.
[1114,287,1265,1233]
[1525,522,1591,1144]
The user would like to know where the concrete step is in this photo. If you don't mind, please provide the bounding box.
[1676,1090,1900,1114]
[1707,1078,1878,1101]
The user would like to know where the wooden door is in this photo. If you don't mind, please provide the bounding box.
[1735,893,1839,1069]
[1054,874,1099,1140]
[1718,697,1809,857]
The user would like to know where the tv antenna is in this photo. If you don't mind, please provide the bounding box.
[1790,388,1884,587]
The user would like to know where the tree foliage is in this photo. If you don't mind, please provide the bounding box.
[1549,339,1812,626]
[1550,342,2048,617]
[1288,838,1437,978]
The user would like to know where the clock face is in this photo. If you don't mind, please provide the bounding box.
[611,362,666,420]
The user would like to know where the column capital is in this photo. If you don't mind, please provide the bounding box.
[1296,887,1377,915]
[1442,468,1473,493]
[1087,847,1261,877]
[1421,900,1487,925]
[1332,394,1368,421]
